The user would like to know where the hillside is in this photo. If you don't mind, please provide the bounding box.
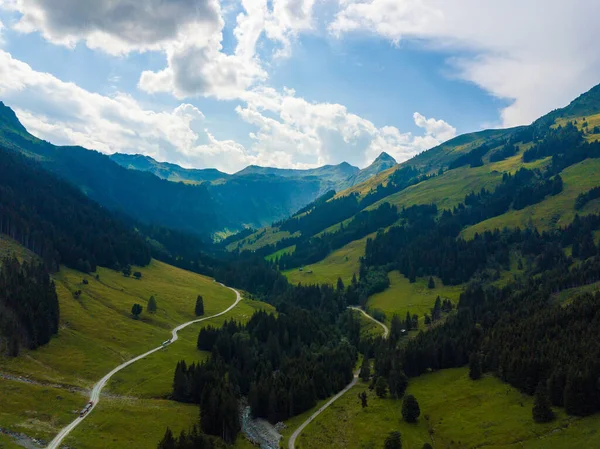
[0,253,274,448]
[227,83,600,288]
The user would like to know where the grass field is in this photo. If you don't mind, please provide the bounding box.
[0,258,274,448]
[463,158,600,239]
[1,260,236,386]
[366,271,464,326]
[296,367,600,449]
[369,165,503,214]
[284,234,373,286]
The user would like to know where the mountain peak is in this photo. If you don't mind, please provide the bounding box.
[374,152,397,164]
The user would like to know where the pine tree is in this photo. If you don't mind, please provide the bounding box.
[428,277,435,289]
[384,431,402,449]
[532,382,555,423]
[337,277,345,291]
[157,427,176,449]
[359,357,371,382]
[405,312,412,331]
[195,295,204,316]
[147,295,157,313]
[375,376,388,398]
[469,352,482,380]
[402,394,420,423]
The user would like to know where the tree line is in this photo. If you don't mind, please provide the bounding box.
[399,212,600,417]
[0,146,151,273]
[0,256,59,356]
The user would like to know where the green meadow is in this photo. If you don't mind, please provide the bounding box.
[283,233,372,286]
[0,257,273,448]
[366,271,463,326]
[296,367,600,449]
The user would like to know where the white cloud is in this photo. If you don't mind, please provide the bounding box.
[138,0,318,99]
[330,0,600,126]
[0,49,456,171]
[236,86,456,167]
[0,50,258,172]
[413,112,456,142]
[1,0,222,55]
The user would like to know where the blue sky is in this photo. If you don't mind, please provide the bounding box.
[0,0,598,173]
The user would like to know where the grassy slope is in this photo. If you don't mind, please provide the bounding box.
[463,158,600,238]
[66,298,275,449]
[366,271,463,326]
[297,367,600,449]
[0,256,273,448]
[1,259,236,386]
[283,233,372,286]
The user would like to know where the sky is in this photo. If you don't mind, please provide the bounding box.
[0,1,598,173]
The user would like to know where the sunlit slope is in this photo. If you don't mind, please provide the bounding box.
[229,84,600,267]
[283,234,372,285]
[463,158,600,238]
[1,259,236,386]
[0,254,274,448]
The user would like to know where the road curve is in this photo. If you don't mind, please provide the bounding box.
[47,283,242,449]
[348,306,389,339]
[287,306,388,449]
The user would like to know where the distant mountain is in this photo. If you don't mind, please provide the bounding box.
[0,103,395,237]
[112,151,396,197]
[110,153,229,184]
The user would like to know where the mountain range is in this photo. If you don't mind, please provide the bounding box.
[0,102,396,238]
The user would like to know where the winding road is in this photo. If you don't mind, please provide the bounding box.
[287,306,389,449]
[46,283,241,449]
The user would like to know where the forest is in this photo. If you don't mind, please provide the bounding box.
[169,272,359,443]
[0,256,59,356]
[0,146,151,273]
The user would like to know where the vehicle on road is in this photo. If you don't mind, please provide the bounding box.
[79,401,93,418]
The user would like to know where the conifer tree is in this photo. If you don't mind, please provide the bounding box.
[157,427,176,449]
[147,295,157,313]
[428,277,435,289]
[532,382,555,423]
[195,295,204,316]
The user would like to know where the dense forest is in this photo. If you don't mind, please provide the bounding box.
[0,257,59,356]
[0,147,151,272]
[401,223,600,416]
[164,251,363,444]
[172,307,356,442]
